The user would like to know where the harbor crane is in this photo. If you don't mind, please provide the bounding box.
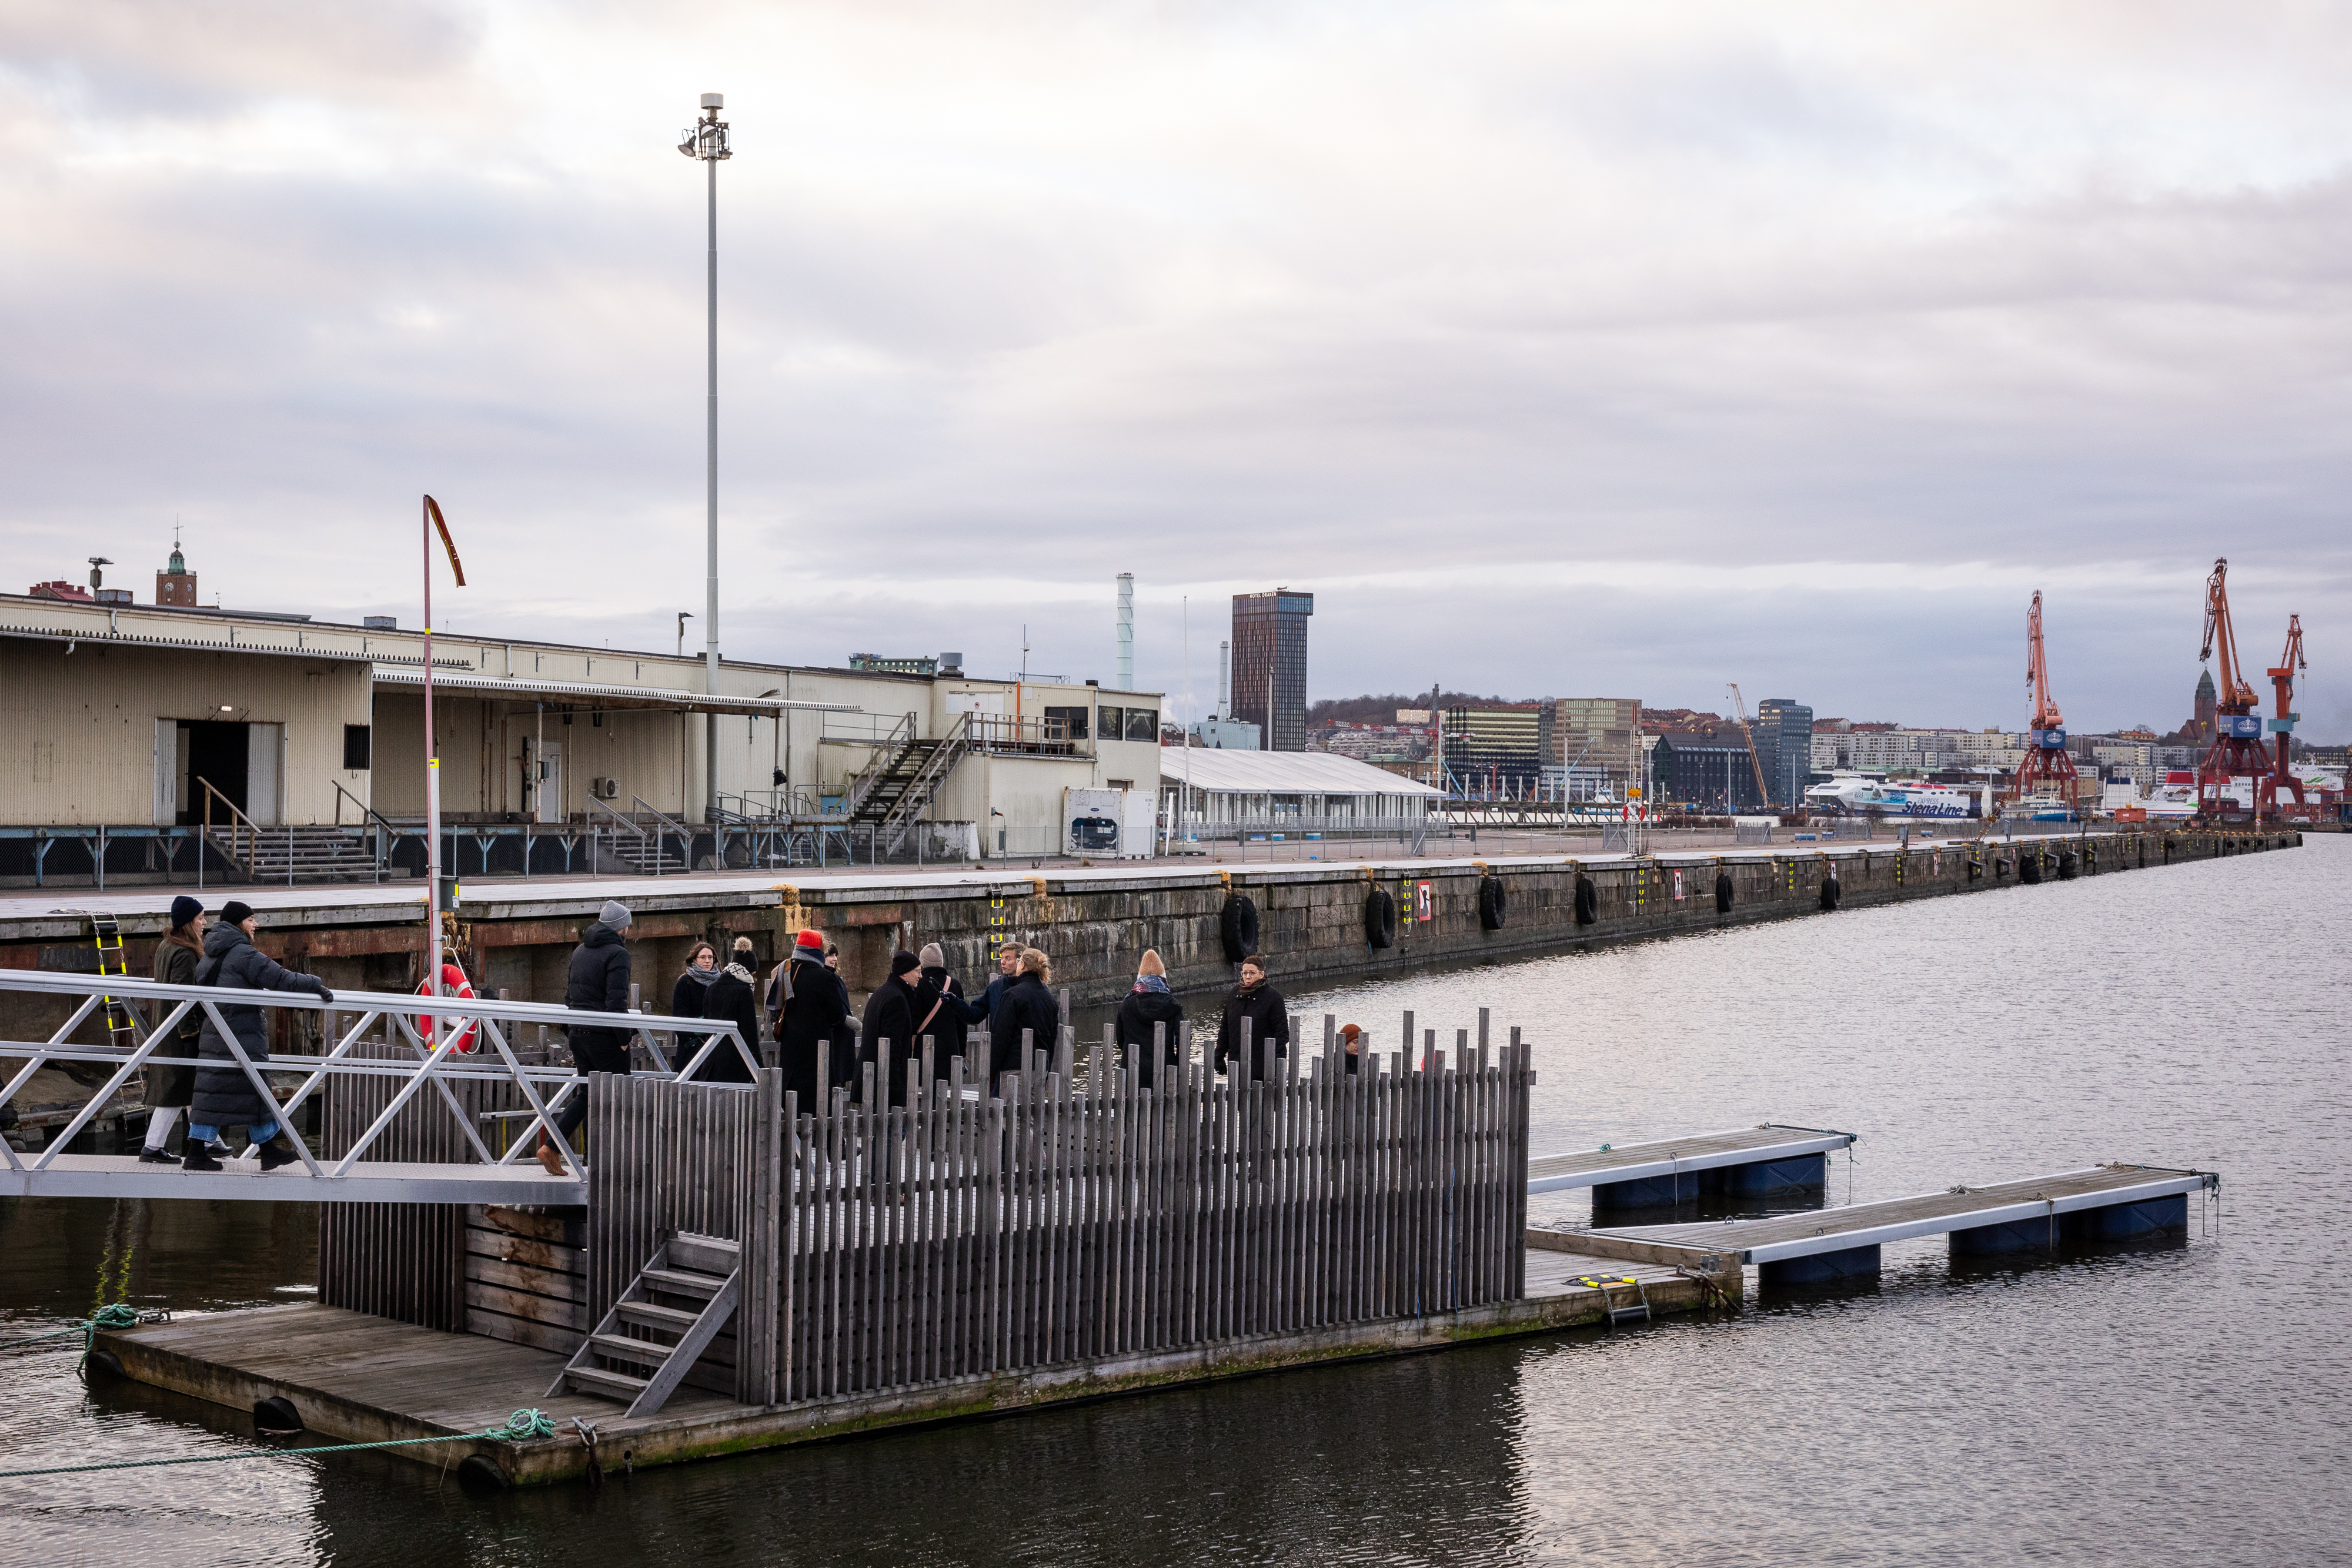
[2012,591,2078,804]
[2197,557,2273,818]
[2260,613,2307,814]
[1725,684,1773,809]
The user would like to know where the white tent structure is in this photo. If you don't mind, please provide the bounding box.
[1160,747,1440,846]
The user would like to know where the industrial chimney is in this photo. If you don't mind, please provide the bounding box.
[1115,573,1134,690]
[1217,640,1230,720]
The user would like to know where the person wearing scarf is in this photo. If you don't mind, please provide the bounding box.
[682,937,760,1083]
[1115,948,1186,1091]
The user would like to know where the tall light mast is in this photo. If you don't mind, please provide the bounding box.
[679,92,731,827]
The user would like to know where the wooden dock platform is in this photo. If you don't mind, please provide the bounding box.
[1526,1124,1856,1203]
[1553,1164,2216,1284]
[99,1251,1715,1485]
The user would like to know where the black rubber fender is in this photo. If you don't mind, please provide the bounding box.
[1362,888,1397,950]
[1572,875,1599,925]
[1818,875,1841,911]
[254,1395,305,1436]
[1713,871,1734,914]
[2020,851,2043,884]
[1966,856,1982,882]
[1477,875,1507,931]
[79,1348,125,1384]
[2057,850,2077,880]
[1220,893,1259,962]
[457,1455,512,1493]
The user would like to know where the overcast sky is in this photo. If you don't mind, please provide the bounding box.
[5,2,2350,737]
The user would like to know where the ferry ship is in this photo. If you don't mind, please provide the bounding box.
[1802,773,1989,820]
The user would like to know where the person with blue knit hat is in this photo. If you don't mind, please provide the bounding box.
[139,895,211,1162]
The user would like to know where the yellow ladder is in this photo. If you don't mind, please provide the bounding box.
[90,914,142,1050]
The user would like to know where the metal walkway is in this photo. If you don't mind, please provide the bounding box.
[1526,1123,1856,1194]
[5,1153,584,1204]
[1591,1164,2217,1266]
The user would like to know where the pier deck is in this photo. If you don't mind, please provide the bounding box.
[4,1153,584,1205]
[98,1251,1712,1485]
[1572,1164,2216,1283]
[1526,1124,1856,1195]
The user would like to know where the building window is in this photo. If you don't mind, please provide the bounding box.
[343,724,371,770]
[1100,706,1124,736]
[1124,708,1158,741]
[1043,706,1090,741]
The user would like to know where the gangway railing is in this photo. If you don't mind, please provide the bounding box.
[0,971,758,1186]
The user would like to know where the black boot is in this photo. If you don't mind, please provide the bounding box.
[182,1142,222,1172]
[257,1137,301,1172]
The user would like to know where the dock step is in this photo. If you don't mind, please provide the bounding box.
[549,1232,741,1417]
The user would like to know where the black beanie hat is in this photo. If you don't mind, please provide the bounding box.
[220,900,255,927]
[168,895,203,929]
[890,950,922,978]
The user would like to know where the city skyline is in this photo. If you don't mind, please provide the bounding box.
[5,5,2348,739]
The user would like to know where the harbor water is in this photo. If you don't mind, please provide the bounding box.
[4,835,2346,1565]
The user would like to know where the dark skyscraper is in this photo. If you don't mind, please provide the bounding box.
[1755,697,1815,807]
[1231,589,1314,751]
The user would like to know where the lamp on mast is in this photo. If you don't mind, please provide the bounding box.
[679,92,730,829]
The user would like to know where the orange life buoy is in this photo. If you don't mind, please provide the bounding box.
[414,963,479,1054]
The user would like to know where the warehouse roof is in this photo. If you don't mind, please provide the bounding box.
[1158,747,1441,796]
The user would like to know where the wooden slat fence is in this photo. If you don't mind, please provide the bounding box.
[775,1024,1532,1405]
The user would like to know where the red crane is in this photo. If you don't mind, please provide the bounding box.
[2259,613,2307,815]
[2196,557,2271,817]
[2011,590,2077,804]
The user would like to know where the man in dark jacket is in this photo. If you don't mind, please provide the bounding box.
[777,928,853,1113]
[139,895,208,1162]
[860,951,943,1106]
[987,947,1063,1086]
[543,900,633,1173]
[185,901,333,1172]
[917,942,987,1079]
[1214,957,1289,1083]
[1115,947,1185,1091]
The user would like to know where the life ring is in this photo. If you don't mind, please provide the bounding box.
[1477,875,1507,931]
[1572,875,1599,926]
[1818,874,1841,911]
[1220,893,1260,963]
[1714,871,1734,914]
[1363,888,1397,950]
[415,962,479,1053]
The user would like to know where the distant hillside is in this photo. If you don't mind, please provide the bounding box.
[1309,691,1526,728]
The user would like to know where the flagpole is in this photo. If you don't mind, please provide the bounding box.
[424,496,441,1018]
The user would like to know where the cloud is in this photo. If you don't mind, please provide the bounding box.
[4,1,2351,735]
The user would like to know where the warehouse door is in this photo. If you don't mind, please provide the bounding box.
[181,721,247,825]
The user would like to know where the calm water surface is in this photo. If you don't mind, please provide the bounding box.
[5,836,2346,1566]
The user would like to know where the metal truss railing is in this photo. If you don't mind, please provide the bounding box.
[0,970,758,1179]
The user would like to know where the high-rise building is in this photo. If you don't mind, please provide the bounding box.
[1231,589,1313,751]
[157,535,197,607]
[1753,698,1814,807]
[1443,703,1544,791]
[1548,698,1642,794]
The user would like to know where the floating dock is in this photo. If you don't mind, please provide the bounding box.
[1526,1124,1857,1211]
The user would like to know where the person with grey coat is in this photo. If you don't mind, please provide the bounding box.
[185,901,332,1172]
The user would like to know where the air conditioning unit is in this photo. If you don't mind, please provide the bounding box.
[592,777,620,800]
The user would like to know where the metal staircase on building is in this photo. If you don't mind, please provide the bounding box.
[549,1233,741,1418]
[201,823,382,884]
[844,713,970,850]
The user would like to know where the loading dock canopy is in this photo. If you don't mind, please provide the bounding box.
[369,667,859,718]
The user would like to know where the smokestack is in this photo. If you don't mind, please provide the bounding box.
[1218,640,1230,719]
[1115,573,1134,690]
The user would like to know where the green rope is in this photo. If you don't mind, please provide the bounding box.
[0,1304,145,1356]
[0,1409,558,1480]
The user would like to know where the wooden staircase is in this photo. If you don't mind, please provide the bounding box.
[547,1233,740,1417]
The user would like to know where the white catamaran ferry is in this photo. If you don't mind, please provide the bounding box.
[1802,773,1991,820]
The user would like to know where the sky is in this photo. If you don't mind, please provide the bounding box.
[4,1,2350,738]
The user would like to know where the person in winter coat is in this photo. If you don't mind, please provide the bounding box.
[860,951,943,1106]
[543,900,634,1174]
[987,947,1063,1086]
[671,942,719,1024]
[777,929,853,1113]
[917,942,987,1079]
[185,901,332,1172]
[139,895,209,1163]
[1115,947,1185,1091]
[1214,956,1289,1083]
[684,938,760,1084]
[1339,1022,1365,1075]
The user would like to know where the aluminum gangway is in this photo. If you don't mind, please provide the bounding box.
[1,970,758,1205]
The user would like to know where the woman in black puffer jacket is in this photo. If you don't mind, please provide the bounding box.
[186,901,332,1172]
[1114,948,1185,1091]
